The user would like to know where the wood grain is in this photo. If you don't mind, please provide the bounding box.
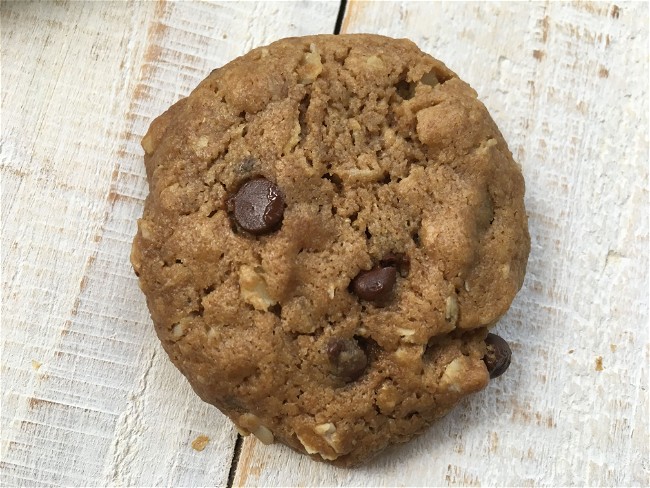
[1,1,647,487]
[1,1,339,486]
[234,1,650,486]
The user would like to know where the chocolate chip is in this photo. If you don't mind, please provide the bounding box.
[231,177,285,235]
[483,333,512,379]
[351,266,397,303]
[327,338,367,381]
[380,252,410,277]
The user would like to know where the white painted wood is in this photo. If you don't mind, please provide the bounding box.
[2,1,647,486]
[1,1,340,486]
[234,1,650,486]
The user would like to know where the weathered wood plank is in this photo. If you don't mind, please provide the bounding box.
[2,3,169,486]
[1,1,340,486]
[235,2,649,486]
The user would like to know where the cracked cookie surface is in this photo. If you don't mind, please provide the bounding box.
[131,34,530,467]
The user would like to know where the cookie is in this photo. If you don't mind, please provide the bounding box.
[131,34,529,467]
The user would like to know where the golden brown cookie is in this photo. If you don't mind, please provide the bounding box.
[131,34,529,467]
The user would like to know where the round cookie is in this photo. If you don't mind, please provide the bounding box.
[131,34,529,467]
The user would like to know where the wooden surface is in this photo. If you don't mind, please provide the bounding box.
[1,1,648,486]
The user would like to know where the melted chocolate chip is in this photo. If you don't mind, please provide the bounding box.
[231,177,285,235]
[327,338,367,381]
[351,266,397,303]
[483,333,512,379]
